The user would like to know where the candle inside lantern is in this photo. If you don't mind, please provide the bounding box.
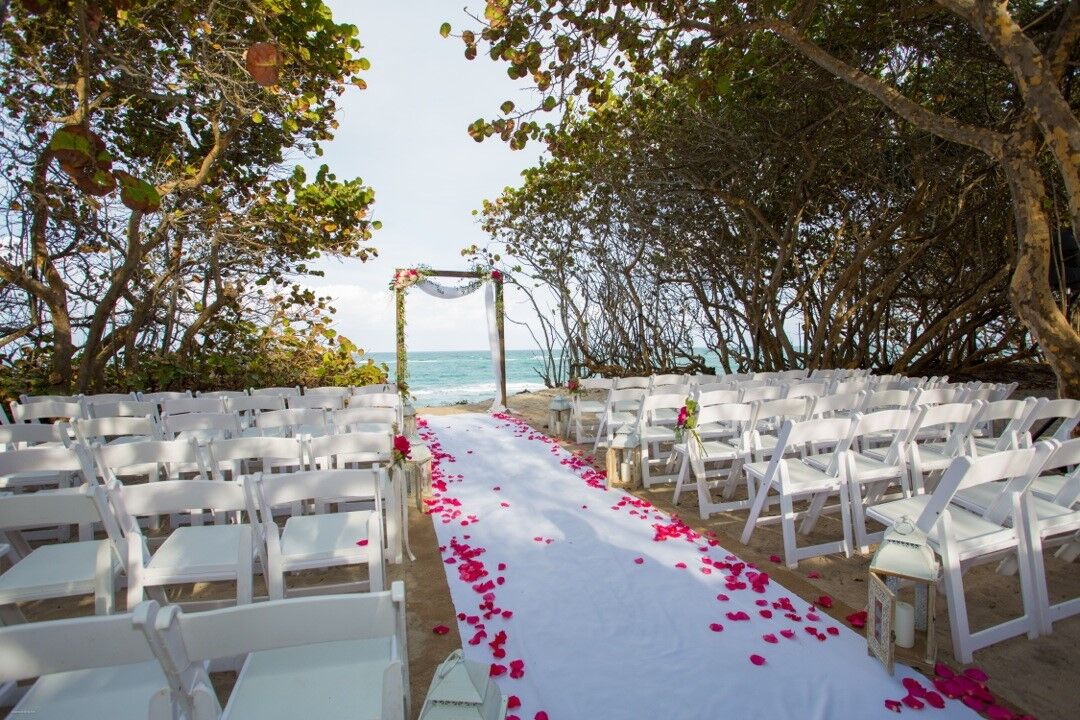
[895,601,915,648]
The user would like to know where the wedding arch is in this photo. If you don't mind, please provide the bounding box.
[392,267,507,411]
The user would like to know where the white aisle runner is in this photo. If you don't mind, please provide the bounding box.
[421,413,982,720]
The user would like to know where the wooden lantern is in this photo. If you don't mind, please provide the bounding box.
[867,517,939,674]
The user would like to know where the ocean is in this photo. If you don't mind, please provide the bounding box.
[366,349,548,406]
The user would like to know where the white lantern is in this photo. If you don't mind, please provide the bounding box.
[867,517,939,674]
[418,650,508,720]
[548,394,572,438]
[403,400,417,438]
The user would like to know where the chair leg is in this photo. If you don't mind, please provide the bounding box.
[779,494,799,569]
[837,481,853,559]
[640,442,652,488]
[671,454,688,505]
[939,533,974,663]
[1015,494,1050,636]
[740,478,772,545]
[798,491,829,535]
[237,525,254,605]
[849,479,872,555]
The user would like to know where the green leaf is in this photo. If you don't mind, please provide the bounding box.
[439,22,451,38]
[500,100,515,114]
[358,57,371,71]
[252,111,264,124]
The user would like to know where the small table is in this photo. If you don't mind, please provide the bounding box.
[605,425,641,489]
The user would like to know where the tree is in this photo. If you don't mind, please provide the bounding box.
[1,0,378,392]
[456,0,1080,396]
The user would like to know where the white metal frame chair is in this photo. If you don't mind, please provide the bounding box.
[0,443,89,499]
[783,382,828,400]
[739,385,784,403]
[865,445,1052,662]
[352,383,397,395]
[245,469,387,599]
[149,584,409,720]
[345,392,403,428]
[740,417,857,568]
[107,478,255,608]
[0,601,177,719]
[0,483,126,621]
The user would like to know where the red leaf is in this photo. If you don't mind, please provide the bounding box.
[884,699,902,713]
[749,654,766,666]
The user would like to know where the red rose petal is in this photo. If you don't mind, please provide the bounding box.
[807,571,821,579]
[432,625,449,635]
[924,691,945,709]
[489,664,506,677]
[535,713,548,720]
[634,557,644,564]
[963,667,989,683]
[780,629,796,639]
[817,595,833,609]
[507,696,521,709]
[759,609,773,619]
[986,705,1013,720]
[675,562,687,569]
[934,662,955,679]
[962,696,986,712]
[716,593,729,602]
[769,554,782,563]
[763,633,778,644]
[826,626,839,636]
[709,623,724,632]
[749,654,766,666]
[902,677,923,695]
[902,695,924,710]
[885,699,902,713]
[356,539,368,546]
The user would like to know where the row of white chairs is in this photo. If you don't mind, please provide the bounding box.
[0,450,393,615]
[0,587,409,719]
[5,388,402,426]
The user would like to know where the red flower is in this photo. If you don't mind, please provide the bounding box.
[394,434,411,455]
[491,269,503,281]
[677,406,689,427]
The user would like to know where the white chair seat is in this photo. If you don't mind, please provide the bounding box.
[281,510,374,567]
[866,497,1015,559]
[147,524,250,580]
[694,440,743,460]
[13,662,169,720]
[576,400,604,414]
[606,411,637,426]
[696,421,734,437]
[0,541,116,604]
[1031,474,1073,506]
[743,459,839,492]
[954,483,1080,534]
[653,408,679,422]
[226,638,393,719]
[640,426,675,442]
[808,453,902,481]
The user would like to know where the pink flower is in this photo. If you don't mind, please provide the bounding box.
[677,406,689,427]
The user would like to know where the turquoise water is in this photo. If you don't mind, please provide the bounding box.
[367,349,547,406]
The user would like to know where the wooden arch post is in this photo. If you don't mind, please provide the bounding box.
[394,269,507,409]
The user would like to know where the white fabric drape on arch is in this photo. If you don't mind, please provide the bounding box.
[415,277,506,412]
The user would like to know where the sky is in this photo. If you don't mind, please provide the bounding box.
[299,1,546,353]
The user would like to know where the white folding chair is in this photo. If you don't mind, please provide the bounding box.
[866,446,1052,661]
[0,602,176,719]
[245,469,387,598]
[224,394,286,432]
[910,386,968,407]
[9,400,85,423]
[571,377,611,444]
[638,393,688,488]
[161,411,241,443]
[205,436,305,482]
[1019,398,1080,444]
[346,392,403,427]
[740,417,856,568]
[88,400,161,422]
[74,416,161,449]
[149,585,409,720]
[860,388,915,412]
[288,394,346,411]
[249,386,301,398]
[305,385,352,398]
[137,390,193,404]
[784,382,828,400]
[904,401,986,493]
[107,479,255,608]
[614,376,649,390]
[951,439,1080,631]
[747,397,812,462]
[352,383,397,395]
[672,403,755,518]
[739,385,783,403]
[0,444,89,500]
[18,393,81,405]
[253,408,329,438]
[331,407,396,435]
[808,391,866,418]
[0,423,67,451]
[0,483,126,621]
[160,397,226,416]
[196,390,249,400]
[593,388,645,452]
[95,438,209,530]
[969,398,1040,456]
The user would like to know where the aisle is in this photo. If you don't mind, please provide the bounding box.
[421,413,982,720]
